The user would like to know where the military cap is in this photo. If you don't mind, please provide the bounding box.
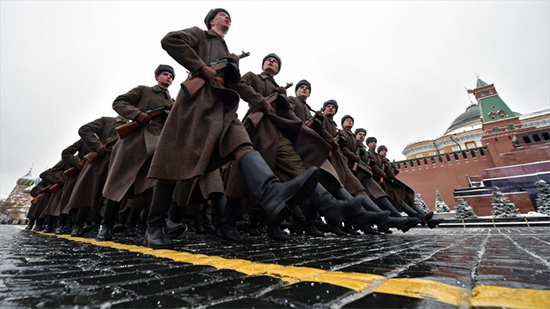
[323,99,338,111]
[154,64,175,79]
[341,114,354,126]
[355,128,366,135]
[295,79,311,93]
[377,145,388,153]
[204,8,231,30]
[366,137,378,145]
[262,53,282,71]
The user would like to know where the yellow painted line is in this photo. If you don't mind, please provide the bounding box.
[373,278,470,306]
[22,228,550,309]
[471,285,550,309]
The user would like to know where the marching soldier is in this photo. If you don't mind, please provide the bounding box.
[378,145,443,228]
[98,64,174,241]
[67,116,127,236]
[146,8,321,248]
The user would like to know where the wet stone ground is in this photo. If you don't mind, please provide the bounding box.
[0,225,549,308]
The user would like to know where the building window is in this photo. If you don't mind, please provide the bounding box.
[462,151,468,160]
[416,154,423,158]
[438,155,443,163]
[429,151,436,156]
[489,112,496,120]
[452,146,460,152]
[431,157,436,164]
[542,132,550,141]
[479,148,486,156]
[497,110,507,117]
[492,126,501,133]
[533,134,541,142]
[466,142,477,149]
[506,123,516,130]
[423,158,428,165]
[453,153,460,160]
[471,150,477,158]
[445,154,451,162]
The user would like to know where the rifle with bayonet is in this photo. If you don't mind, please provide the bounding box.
[182,51,250,100]
[115,105,170,139]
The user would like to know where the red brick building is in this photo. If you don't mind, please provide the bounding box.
[395,78,550,215]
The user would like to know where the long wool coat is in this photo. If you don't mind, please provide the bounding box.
[322,118,365,195]
[148,27,250,186]
[38,160,66,218]
[57,140,91,215]
[103,85,171,202]
[68,117,125,210]
[225,72,332,196]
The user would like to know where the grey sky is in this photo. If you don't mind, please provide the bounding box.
[1,1,549,198]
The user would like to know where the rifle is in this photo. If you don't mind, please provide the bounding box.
[182,51,250,100]
[248,83,293,127]
[116,106,170,139]
[64,159,85,178]
[83,135,119,164]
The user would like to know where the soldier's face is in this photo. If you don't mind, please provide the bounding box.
[155,71,173,88]
[356,132,366,143]
[262,57,280,74]
[210,12,231,31]
[343,118,354,129]
[379,150,387,157]
[324,104,337,117]
[296,85,310,99]
[368,141,377,150]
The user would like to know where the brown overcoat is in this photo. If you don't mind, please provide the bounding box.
[148,26,250,183]
[381,156,415,209]
[322,118,365,195]
[360,148,391,201]
[57,140,91,215]
[103,85,171,201]
[68,117,125,210]
[27,181,49,219]
[38,160,66,218]
[225,73,332,196]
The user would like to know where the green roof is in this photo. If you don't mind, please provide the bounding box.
[479,95,515,123]
[476,78,488,88]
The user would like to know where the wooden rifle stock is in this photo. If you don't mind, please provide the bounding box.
[182,51,250,100]
[64,159,85,178]
[32,193,45,203]
[49,183,61,192]
[116,108,165,139]
[83,136,119,164]
[352,147,361,172]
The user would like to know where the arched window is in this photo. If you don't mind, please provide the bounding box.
[488,112,496,120]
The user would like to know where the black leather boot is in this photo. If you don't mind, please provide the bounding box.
[146,225,173,249]
[145,182,175,249]
[96,223,113,241]
[25,219,35,230]
[219,196,244,242]
[202,204,216,235]
[164,202,186,239]
[71,224,84,237]
[428,218,444,228]
[43,216,58,233]
[97,199,121,241]
[33,218,45,231]
[238,151,321,223]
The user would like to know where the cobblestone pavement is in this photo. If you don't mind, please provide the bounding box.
[0,225,549,308]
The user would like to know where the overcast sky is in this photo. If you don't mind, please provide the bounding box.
[1,1,549,198]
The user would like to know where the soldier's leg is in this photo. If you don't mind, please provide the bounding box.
[376,197,420,233]
[145,180,176,249]
[54,213,70,234]
[71,207,90,236]
[232,144,321,241]
[96,199,121,241]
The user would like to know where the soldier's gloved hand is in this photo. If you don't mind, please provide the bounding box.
[261,99,276,114]
[94,144,107,157]
[276,87,287,96]
[199,65,216,82]
[164,100,174,110]
[74,161,85,171]
[315,110,325,118]
[227,53,240,64]
[135,112,151,126]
